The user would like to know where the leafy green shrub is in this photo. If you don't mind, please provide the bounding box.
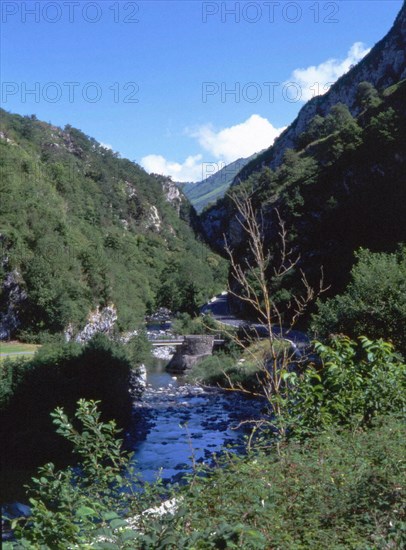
[356,81,382,110]
[126,415,404,549]
[126,330,152,365]
[185,353,241,386]
[6,400,151,549]
[312,247,406,356]
[285,336,406,437]
[0,336,134,477]
[0,356,30,411]
[172,312,222,336]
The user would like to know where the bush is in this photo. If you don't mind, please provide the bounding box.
[9,402,404,549]
[285,335,406,437]
[6,400,152,549]
[0,356,30,411]
[312,246,406,356]
[161,415,405,549]
[0,336,134,475]
[186,353,242,386]
[171,312,220,335]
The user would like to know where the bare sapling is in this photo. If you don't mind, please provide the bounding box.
[215,190,328,443]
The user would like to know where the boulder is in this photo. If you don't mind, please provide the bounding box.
[166,335,214,373]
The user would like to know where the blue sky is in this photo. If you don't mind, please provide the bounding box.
[1,0,403,181]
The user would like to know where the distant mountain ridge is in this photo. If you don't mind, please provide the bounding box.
[179,154,256,212]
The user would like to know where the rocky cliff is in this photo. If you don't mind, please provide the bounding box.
[235,2,406,181]
[200,4,406,311]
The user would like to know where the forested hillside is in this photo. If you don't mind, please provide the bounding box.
[201,77,406,342]
[0,110,226,341]
[200,3,406,318]
[233,2,406,180]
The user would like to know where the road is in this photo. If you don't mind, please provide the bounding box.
[0,351,37,357]
[200,292,312,356]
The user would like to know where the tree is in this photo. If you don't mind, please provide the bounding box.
[297,114,326,148]
[356,81,381,110]
[222,190,327,443]
[312,246,406,356]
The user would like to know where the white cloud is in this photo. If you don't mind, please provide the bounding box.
[141,115,285,182]
[100,142,113,150]
[289,42,371,102]
[191,114,286,164]
[140,153,204,182]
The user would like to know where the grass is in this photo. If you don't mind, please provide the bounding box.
[186,338,290,390]
[0,341,40,362]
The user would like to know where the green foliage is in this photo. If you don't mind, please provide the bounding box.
[126,330,152,365]
[160,416,405,549]
[0,109,226,338]
[23,416,400,550]
[297,103,360,150]
[0,336,134,479]
[285,336,406,437]
[187,338,288,393]
[312,246,406,355]
[367,106,399,144]
[171,312,220,335]
[9,400,150,549]
[0,355,30,410]
[156,254,225,315]
[185,352,244,386]
[5,344,405,548]
[356,81,382,110]
[201,80,406,325]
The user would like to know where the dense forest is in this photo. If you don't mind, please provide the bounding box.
[0,110,227,341]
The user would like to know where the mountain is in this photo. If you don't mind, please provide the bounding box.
[200,3,406,318]
[233,1,406,183]
[179,154,256,213]
[0,110,226,340]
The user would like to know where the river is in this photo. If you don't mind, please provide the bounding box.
[125,358,264,484]
[2,356,264,540]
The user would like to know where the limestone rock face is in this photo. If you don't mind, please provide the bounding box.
[166,335,214,373]
[0,267,27,340]
[65,305,118,343]
[146,205,162,232]
[161,178,183,214]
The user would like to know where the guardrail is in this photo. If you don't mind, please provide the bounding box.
[150,338,225,347]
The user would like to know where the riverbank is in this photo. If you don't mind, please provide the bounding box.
[183,338,291,393]
[5,332,406,547]
[123,413,405,549]
[5,332,405,548]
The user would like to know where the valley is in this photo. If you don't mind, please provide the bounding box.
[1,2,405,547]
